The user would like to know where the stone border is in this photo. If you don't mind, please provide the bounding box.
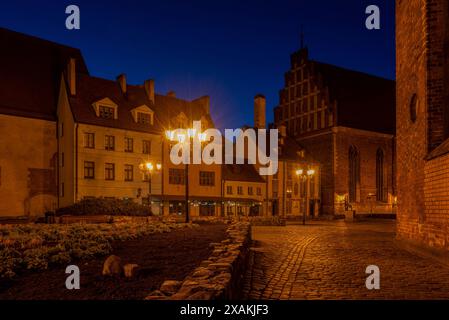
[145,221,251,300]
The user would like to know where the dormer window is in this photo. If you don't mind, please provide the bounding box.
[131,105,154,125]
[137,112,152,125]
[99,106,115,119]
[92,98,118,119]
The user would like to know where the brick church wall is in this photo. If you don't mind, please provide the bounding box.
[299,128,395,216]
[396,0,449,249]
[334,128,395,214]
[422,154,449,248]
[396,0,428,238]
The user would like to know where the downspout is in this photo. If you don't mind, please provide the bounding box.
[161,138,165,215]
[56,121,60,210]
[75,123,79,202]
[283,161,286,217]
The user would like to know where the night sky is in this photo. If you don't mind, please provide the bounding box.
[0,0,395,130]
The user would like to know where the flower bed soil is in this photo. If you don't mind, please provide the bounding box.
[0,223,227,300]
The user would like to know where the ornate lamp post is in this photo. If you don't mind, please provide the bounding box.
[165,128,206,223]
[139,161,162,215]
[296,168,315,225]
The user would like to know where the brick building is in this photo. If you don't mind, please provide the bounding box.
[274,47,396,216]
[396,0,449,250]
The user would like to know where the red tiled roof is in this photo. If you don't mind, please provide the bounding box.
[312,61,396,134]
[223,163,265,183]
[0,27,88,120]
[69,73,214,134]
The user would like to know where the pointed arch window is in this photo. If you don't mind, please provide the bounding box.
[376,149,386,202]
[348,145,360,203]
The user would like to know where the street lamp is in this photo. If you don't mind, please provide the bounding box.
[296,167,315,225]
[165,127,207,223]
[139,161,162,215]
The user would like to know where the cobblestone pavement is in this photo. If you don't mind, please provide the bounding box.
[243,220,449,300]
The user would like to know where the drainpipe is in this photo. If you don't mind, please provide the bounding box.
[283,161,286,218]
[56,120,60,210]
[75,123,79,202]
[161,138,165,215]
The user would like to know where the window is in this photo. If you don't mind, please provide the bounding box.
[227,186,233,195]
[143,140,151,154]
[237,186,243,195]
[84,161,95,179]
[99,106,115,119]
[199,204,215,216]
[125,164,133,182]
[137,112,152,125]
[169,201,185,215]
[301,179,307,198]
[410,94,418,123]
[84,132,95,148]
[61,152,64,167]
[105,163,115,180]
[257,187,262,196]
[310,176,315,198]
[60,182,64,197]
[199,171,215,186]
[348,146,360,203]
[105,135,115,151]
[248,187,253,195]
[143,172,151,182]
[169,168,185,185]
[124,137,133,152]
[376,149,386,202]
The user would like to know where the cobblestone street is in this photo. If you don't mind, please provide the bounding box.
[243,220,449,300]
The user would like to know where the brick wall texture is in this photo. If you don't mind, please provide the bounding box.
[396,0,449,250]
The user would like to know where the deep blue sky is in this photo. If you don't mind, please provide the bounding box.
[1,0,395,130]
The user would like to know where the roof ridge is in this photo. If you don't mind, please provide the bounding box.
[0,27,83,52]
[310,59,395,82]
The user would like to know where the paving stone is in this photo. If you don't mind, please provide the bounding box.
[242,220,449,300]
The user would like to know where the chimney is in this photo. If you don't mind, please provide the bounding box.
[254,94,266,129]
[144,79,155,104]
[193,96,210,114]
[117,74,127,94]
[167,91,176,98]
[67,58,76,96]
[279,124,287,138]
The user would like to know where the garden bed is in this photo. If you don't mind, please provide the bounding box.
[0,223,227,300]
